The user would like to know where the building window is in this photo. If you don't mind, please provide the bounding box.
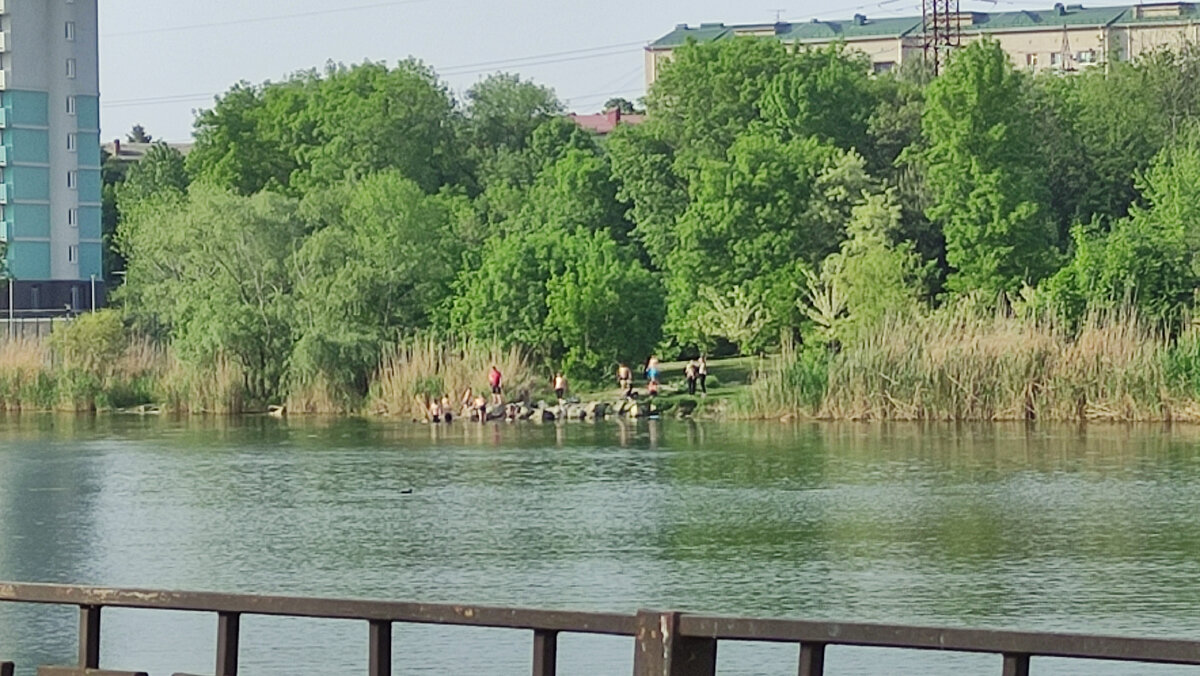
[66,170,76,188]
[873,61,896,74]
[1078,50,1097,63]
[68,245,78,264]
[65,22,75,41]
[1026,53,1039,67]
[66,95,76,115]
[66,133,76,151]
[65,58,76,79]
[1050,52,1060,65]
[67,207,77,227]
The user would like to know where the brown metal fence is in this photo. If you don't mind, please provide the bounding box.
[2,582,1200,675]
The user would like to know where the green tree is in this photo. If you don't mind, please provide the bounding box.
[117,143,190,208]
[518,148,631,240]
[1044,125,1200,324]
[115,185,304,401]
[665,129,866,346]
[297,60,464,193]
[603,97,638,114]
[922,39,1058,296]
[187,81,303,195]
[449,226,663,378]
[607,122,688,269]
[760,43,877,152]
[816,191,927,342]
[126,124,153,143]
[290,172,467,400]
[645,38,795,158]
[465,73,562,153]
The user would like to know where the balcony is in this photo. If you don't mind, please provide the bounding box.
[0,72,8,91]
[0,108,8,129]
[0,184,9,205]
[0,146,9,167]
[0,33,8,52]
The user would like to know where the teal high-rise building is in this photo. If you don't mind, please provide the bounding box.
[0,0,102,314]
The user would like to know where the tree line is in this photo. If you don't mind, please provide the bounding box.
[105,39,1200,407]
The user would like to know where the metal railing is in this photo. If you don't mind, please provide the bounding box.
[2,582,1200,675]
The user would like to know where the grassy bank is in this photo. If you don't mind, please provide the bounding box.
[14,308,1200,424]
[742,310,1200,422]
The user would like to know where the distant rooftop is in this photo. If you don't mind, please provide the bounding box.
[649,3,1200,48]
[101,140,193,162]
[568,109,646,135]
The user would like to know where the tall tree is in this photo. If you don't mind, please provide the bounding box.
[115,186,304,401]
[290,171,467,401]
[921,39,1058,296]
[464,73,562,153]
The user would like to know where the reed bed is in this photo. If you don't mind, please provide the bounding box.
[369,335,533,419]
[0,338,54,411]
[747,308,1200,422]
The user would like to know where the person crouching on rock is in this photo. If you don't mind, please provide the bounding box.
[474,393,488,422]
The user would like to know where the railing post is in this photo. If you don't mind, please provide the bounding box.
[633,610,716,676]
[1002,653,1030,676]
[79,604,101,668]
[216,611,240,676]
[798,643,826,676]
[369,620,391,676]
[532,629,557,676]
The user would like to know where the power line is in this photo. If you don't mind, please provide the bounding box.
[439,41,645,73]
[442,47,641,76]
[101,42,646,109]
[103,0,439,38]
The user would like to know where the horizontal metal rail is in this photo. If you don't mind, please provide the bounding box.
[2,582,1200,675]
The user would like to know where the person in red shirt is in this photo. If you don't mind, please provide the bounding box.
[488,366,503,405]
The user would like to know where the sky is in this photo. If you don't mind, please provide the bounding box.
[98,0,1133,142]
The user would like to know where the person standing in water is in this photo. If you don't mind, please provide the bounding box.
[488,366,503,405]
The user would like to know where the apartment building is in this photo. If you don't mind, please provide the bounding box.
[647,3,1200,86]
[0,0,102,315]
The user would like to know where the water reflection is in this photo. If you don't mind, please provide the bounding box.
[2,416,1200,674]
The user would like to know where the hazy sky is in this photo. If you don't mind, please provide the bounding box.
[98,0,1129,141]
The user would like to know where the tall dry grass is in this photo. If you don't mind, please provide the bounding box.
[369,335,533,418]
[0,338,54,410]
[820,309,1197,422]
[154,353,247,414]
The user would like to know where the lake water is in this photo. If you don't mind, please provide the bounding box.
[2,415,1200,675]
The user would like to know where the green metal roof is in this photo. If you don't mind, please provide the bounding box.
[649,4,1200,49]
[973,6,1128,30]
[779,17,924,41]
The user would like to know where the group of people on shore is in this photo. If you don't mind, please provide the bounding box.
[423,357,710,423]
[616,355,707,399]
[424,366,573,424]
